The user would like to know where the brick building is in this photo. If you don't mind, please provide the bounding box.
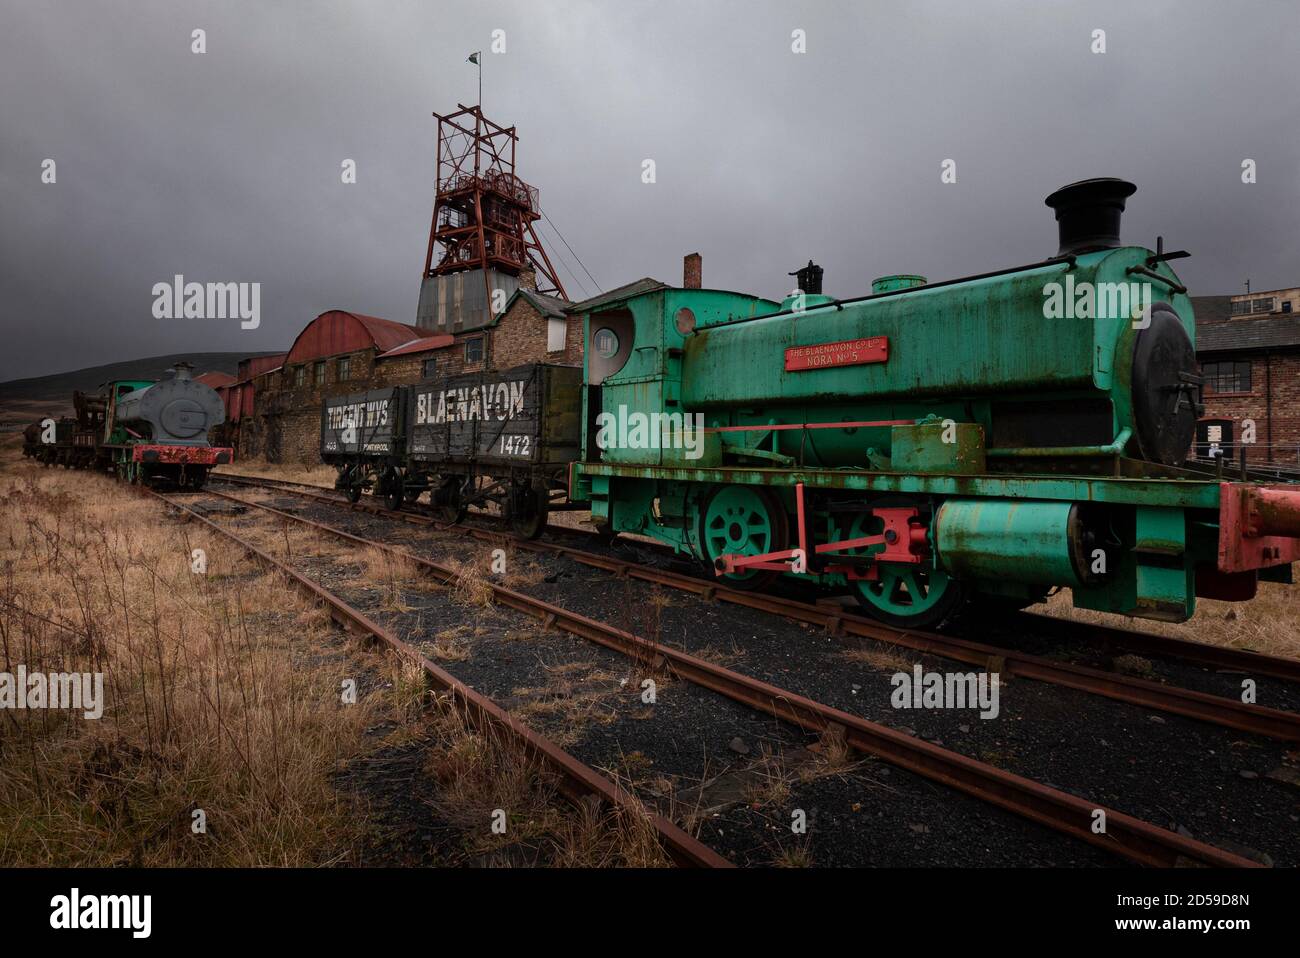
[243,289,585,463]
[240,311,424,462]
[1194,288,1300,465]
[387,287,578,383]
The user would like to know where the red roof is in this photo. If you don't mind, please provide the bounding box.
[195,371,236,388]
[377,334,456,358]
[285,310,423,365]
[238,353,288,381]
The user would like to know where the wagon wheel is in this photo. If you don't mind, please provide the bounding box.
[339,464,364,503]
[432,477,467,524]
[382,469,404,511]
[700,485,788,590]
[507,486,549,540]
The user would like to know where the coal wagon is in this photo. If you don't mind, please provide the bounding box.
[405,363,582,536]
[320,364,582,534]
[321,386,406,504]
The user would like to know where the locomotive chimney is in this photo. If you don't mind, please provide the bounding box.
[1044,177,1137,257]
[683,252,702,289]
[171,361,195,381]
[790,260,824,295]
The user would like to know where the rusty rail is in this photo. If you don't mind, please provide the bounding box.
[1018,611,1300,685]
[148,488,728,869]
[212,473,1300,741]
[190,485,1264,868]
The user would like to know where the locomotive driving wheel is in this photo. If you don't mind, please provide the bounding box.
[844,512,965,628]
[701,486,788,590]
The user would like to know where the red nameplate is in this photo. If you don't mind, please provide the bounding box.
[785,336,888,371]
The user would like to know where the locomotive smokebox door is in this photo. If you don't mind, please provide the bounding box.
[1130,303,1200,466]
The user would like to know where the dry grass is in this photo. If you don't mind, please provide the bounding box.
[420,698,668,866]
[442,556,495,609]
[510,661,623,747]
[1032,583,1300,659]
[841,645,916,674]
[451,541,548,591]
[427,624,477,662]
[213,458,337,488]
[354,546,438,613]
[0,464,385,866]
[742,756,795,809]
[772,841,814,868]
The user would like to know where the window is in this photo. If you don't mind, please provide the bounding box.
[547,317,566,353]
[314,361,326,386]
[1284,301,1293,313]
[422,358,437,379]
[593,327,619,359]
[464,337,484,363]
[337,356,351,380]
[293,365,306,387]
[1202,360,1251,394]
[1231,297,1276,315]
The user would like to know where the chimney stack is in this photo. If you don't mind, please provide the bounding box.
[683,252,702,289]
[1044,178,1136,257]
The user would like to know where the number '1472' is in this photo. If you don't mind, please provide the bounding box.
[499,434,531,456]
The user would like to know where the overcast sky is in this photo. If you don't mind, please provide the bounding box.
[2,0,1297,381]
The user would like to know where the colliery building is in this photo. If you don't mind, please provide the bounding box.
[1195,287,1300,465]
[232,283,585,463]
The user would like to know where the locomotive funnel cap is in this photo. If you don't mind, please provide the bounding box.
[1044,177,1136,256]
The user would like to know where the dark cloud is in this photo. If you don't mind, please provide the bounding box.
[2,0,1297,380]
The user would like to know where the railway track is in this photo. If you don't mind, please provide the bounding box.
[144,487,729,869]
[175,481,1269,868]
[211,472,1300,742]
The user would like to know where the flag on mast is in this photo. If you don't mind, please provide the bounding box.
[467,51,482,106]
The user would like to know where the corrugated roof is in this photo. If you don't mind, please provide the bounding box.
[194,371,235,388]
[1193,295,1300,354]
[377,334,457,358]
[347,313,426,351]
[238,353,288,382]
[285,310,423,364]
[566,278,666,313]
